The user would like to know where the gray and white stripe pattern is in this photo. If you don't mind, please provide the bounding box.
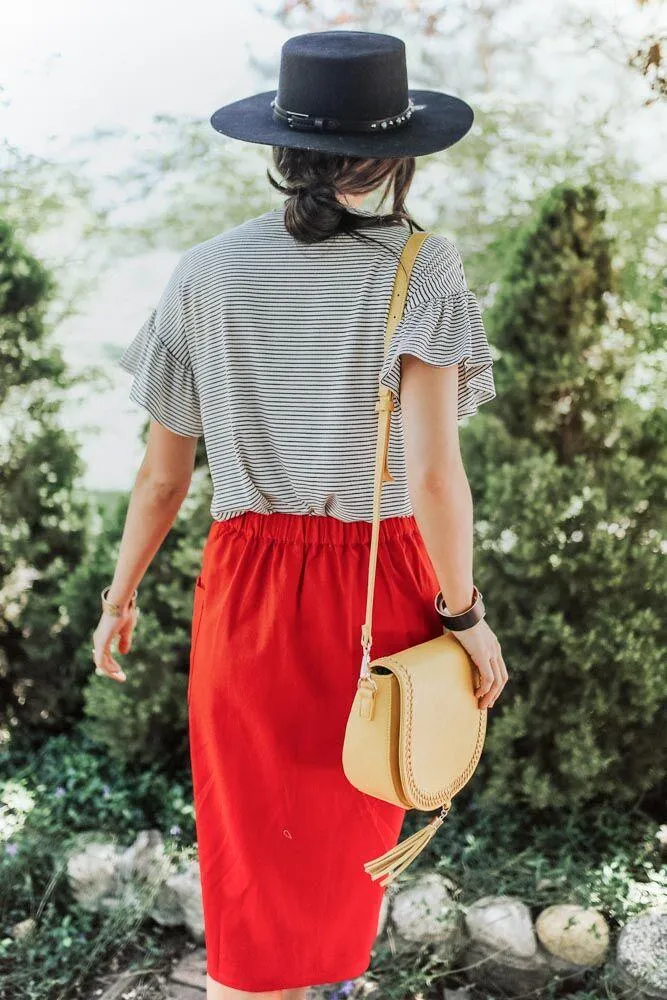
[119,206,496,522]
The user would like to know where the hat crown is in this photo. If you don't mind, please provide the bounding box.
[277,31,409,122]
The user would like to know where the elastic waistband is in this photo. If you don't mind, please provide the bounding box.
[209,511,419,546]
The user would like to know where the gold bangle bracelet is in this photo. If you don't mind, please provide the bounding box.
[101,586,138,617]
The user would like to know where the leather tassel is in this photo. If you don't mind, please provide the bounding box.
[363,811,447,888]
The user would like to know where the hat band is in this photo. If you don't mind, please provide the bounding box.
[270,96,416,133]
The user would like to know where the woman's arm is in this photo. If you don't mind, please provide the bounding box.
[400,355,508,709]
[401,358,474,614]
[91,420,199,682]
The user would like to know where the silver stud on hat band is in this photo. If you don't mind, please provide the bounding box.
[270,96,417,134]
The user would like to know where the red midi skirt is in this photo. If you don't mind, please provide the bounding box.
[187,511,444,992]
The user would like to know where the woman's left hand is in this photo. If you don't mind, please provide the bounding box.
[91,605,139,683]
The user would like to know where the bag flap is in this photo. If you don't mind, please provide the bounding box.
[370,631,487,811]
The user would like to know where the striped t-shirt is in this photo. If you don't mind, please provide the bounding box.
[118,205,496,522]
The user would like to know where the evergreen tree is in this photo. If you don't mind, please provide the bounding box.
[462,184,666,813]
[0,218,90,732]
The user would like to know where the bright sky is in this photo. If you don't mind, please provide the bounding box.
[2,0,287,489]
[1,0,664,493]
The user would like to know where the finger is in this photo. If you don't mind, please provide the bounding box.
[491,648,509,699]
[117,606,139,655]
[474,660,494,696]
[117,618,135,655]
[482,655,505,709]
[96,649,126,683]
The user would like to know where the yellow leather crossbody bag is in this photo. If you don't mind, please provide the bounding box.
[341,230,487,887]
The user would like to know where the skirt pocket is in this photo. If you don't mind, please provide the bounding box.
[187,575,206,704]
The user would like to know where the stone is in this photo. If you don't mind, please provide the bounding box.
[626,876,667,912]
[616,910,667,1000]
[116,829,173,886]
[150,879,186,928]
[170,948,207,991]
[390,871,464,962]
[11,917,36,940]
[464,895,537,958]
[111,831,175,914]
[66,840,118,912]
[167,985,205,1000]
[535,904,609,968]
[443,988,473,999]
[656,825,667,855]
[166,861,205,943]
[463,895,551,995]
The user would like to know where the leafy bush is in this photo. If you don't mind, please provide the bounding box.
[0,727,196,999]
[0,217,90,733]
[462,184,667,812]
[0,727,196,850]
[75,468,212,768]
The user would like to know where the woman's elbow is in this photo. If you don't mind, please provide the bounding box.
[408,456,467,499]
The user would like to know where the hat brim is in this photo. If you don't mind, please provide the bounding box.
[210,89,473,157]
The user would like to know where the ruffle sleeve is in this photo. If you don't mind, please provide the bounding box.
[118,253,203,438]
[378,234,496,420]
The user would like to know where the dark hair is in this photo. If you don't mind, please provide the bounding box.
[266,147,424,256]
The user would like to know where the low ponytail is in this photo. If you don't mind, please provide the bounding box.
[285,178,346,243]
[267,147,421,247]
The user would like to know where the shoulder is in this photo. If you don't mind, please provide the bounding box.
[406,233,468,309]
[183,212,279,265]
[175,212,281,296]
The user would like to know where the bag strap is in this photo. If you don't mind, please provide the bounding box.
[359,230,431,681]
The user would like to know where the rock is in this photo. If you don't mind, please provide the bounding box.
[116,829,173,886]
[536,904,609,968]
[66,829,185,923]
[169,948,207,991]
[443,989,472,999]
[465,895,537,958]
[463,895,551,995]
[390,871,464,962]
[166,861,205,943]
[166,985,205,1000]
[11,917,36,940]
[626,876,667,912]
[66,840,119,912]
[656,826,667,855]
[150,878,186,928]
[616,910,667,1000]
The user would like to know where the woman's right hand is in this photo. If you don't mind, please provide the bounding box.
[449,618,508,710]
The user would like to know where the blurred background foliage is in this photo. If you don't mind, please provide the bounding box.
[0,0,665,997]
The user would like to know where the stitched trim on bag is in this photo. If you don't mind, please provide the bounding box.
[377,651,487,809]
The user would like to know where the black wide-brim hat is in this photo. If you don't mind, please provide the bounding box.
[210,30,474,158]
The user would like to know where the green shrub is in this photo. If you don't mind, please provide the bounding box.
[0,218,90,734]
[462,184,667,813]
[0,727,196,999]
[0,727,196,848]
[77,469,212,768]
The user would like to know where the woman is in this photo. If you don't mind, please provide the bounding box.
[92,29,508,1000]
